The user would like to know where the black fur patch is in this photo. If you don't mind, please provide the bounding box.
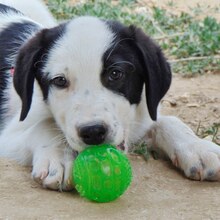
[0,69,8,129]
[0,3,21,14]
[102,20,172,120]
[0,15,40,125]
[0,22,40,68]
[102,21,144,105]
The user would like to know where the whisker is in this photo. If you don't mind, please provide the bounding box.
[126,121,147,126]
[34,52,49,68]
[108,60,136,72]
[106,38,134,61]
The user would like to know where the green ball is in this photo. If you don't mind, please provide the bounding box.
[72,144,132,203]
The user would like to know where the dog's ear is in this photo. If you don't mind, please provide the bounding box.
[13,31,44,121]
[13,25,64,121]
[131,26,172,121]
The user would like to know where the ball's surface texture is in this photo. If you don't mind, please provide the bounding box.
[73,144,132,203]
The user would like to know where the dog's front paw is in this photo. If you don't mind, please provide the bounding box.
[171,139,220,181]
[151,116,220,181]
[32,148,75,191]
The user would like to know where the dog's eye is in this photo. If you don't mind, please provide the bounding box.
[108,69,124,82]
[51,76,68,88]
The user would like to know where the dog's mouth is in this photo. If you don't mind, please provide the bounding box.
[73,141,125,157]
[116,141,125,151]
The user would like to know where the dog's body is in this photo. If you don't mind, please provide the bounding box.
[0,0,220,190]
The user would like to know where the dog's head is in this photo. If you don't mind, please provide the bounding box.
[13,17,171,151]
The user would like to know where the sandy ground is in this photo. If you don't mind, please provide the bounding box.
[0,0,220,219]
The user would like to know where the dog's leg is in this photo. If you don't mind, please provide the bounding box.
[0,117,75,191]
[148,116,220,181]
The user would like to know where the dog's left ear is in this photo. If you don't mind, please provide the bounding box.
[131,26,172,121]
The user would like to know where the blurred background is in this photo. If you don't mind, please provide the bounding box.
[47,0,220,76]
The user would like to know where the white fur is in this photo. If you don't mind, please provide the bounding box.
[148,116,220,180]
[0,1,220,191]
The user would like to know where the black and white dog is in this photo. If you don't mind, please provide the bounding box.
[0,0,219,191]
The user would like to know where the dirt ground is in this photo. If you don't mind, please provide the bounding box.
[0,0,220,220]
[1,73,219,220]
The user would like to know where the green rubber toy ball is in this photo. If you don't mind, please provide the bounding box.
[72,144,132,203]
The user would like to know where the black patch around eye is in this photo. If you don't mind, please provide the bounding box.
[101,66,126,94]
[101,38,144,105]
[101,20,146,105]
[101,58,144,105]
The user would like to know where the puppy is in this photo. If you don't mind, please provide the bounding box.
[0,1,220,191]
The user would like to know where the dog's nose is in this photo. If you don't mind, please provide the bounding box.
[78,123,108,145]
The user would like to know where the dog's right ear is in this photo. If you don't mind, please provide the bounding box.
[13,25,65,121]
